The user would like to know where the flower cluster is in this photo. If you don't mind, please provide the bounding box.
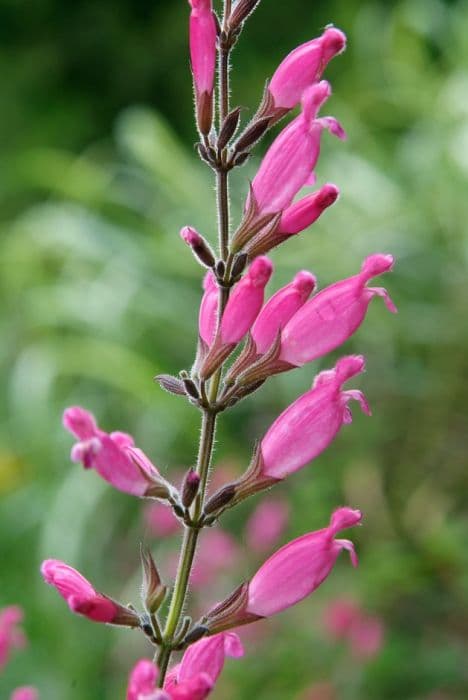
[39,2,394,696]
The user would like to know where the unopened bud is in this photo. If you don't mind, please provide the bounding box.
[183,624,209,645]
[154,374,186,396]
[231,252,248,279]
[218,107,242,150]
[180,226,216,268]
[182,377,200,401]
[229,0,262,30]
[204,483,236,515]
[181,468,201,508]
[235,116,271,153]
[140,546,167,614]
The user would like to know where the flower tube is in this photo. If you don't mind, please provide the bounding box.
[204,507,361,632]
[188,0,217,134]
[280,254,396,367]
[63,407,172,499]
[41,560,139,627]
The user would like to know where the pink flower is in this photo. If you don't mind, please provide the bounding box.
[268,27,347,110]
[220,257,273,344]
[280,254,397,367]
[250,82,345,216]
[246,508,361,617]
[259,355,371,480]
[199,257,273,379]
[145,502,180,537]
[41,559,138,626]
[63,407,170,498]
[246,499,290,554]
[205,508,361,631]
[251,271,316,354]
[323,598,385,660]
[198,271,219,346]
[0,606,26,670]
[279,184,340,236]
[10,689,39,700]
[188,0,217,134]
[127,633,242,699]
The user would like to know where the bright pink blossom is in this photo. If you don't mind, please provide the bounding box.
[0,606,26,670]
[260,355,370,479]
[188,0,217,95]
[280,254,396,366]
[246,507,362,617]
[198,271,218,345]
[127,633,242,699]
[40,559,133,625]
[278,183,340,236]
[63,407,167,498]
[250,82,345,215]
[10,689,39,700]
[220,256,273,344]
[188,0,217,134]
[246,499,290,554]
[251,271,316,354]
[269,27,346,109]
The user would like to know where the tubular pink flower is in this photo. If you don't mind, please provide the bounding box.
[127,658,214,700]
[260,356,371,479]
[251,270,316,353]
[40,560,118,623]
[0,606,26,670]
[181,225,204,248]
[188,0,217,95]
[188,0,217,134]
[246,507,362,617]
[280,254,397,367]
[10,689,39,700]
[198,271,219,346]
[220,256,273,344]
[246,499,290,554]
[269,27,347,109]
[177,633,244,686]
[250,82,345,215]
[278,184,340,236]
[63,407,167,498]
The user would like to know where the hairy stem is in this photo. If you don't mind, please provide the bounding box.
[156,1,233,686]
[157,410,217,684]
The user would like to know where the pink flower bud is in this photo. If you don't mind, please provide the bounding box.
[41,560,121,624]
[188,0,217,134]
[180,226,216,268]
[280,254,397,367]
[246,499,290,554]
[251,82,345,215]
[251,270,316,354]
[0,606,26,670]
[279,183,339,236]
[63,407,169,498]
[10,689,39,700]
[246,507,362,617]
[220,256,273,344]
[268,27,347,110]
[198,271,219,346]
[260,356,371,479]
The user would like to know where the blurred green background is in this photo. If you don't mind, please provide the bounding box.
[1,0,467,698]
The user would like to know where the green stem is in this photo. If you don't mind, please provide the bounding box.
[157,411,217,685]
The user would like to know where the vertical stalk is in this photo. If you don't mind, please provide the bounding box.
[157,1,233,687]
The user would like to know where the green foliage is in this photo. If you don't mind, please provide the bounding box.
[1,1,467,698]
